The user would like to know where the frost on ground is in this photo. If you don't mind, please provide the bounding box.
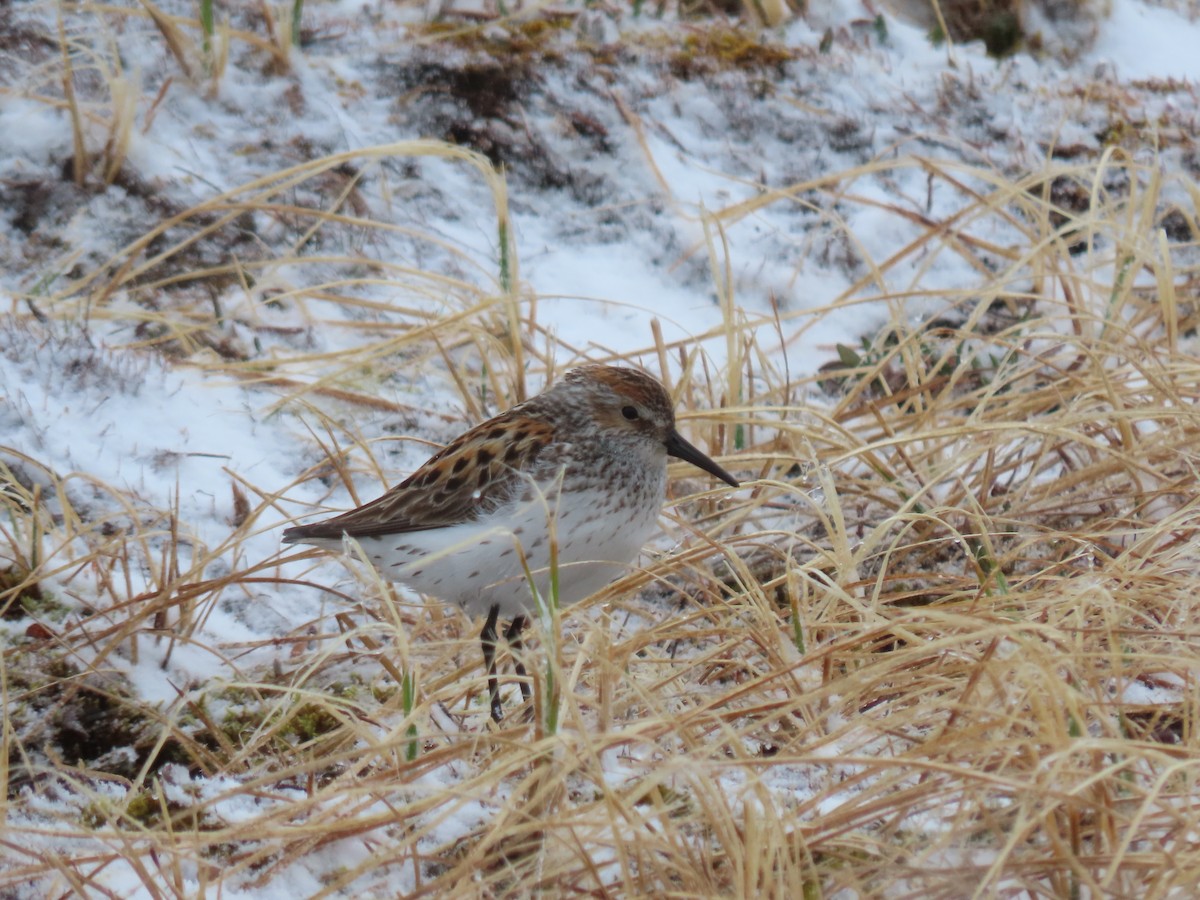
[2,0,1200,894]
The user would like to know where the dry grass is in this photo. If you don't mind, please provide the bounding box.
[5,142,1199,895]
[3,3,1200,897]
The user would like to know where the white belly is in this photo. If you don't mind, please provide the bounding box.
[350,476,665,618]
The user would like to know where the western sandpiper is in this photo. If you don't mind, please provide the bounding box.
[284,365,738,721]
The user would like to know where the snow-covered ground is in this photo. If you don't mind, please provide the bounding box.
[2,0,1199,893]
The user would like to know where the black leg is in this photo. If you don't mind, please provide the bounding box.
[505,615,532,704]
[481,604,503,723]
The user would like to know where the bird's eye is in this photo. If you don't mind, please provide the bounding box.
[621,405,639,420]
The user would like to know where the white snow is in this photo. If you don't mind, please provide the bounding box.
[1093,0,1200,81]
[1,0,1198,892]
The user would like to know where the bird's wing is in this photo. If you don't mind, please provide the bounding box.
[283,411,557,541]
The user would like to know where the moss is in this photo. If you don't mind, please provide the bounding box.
[395,20,796,193]
[82,786,214,833]
[215,693,346,755]
[200,842,242,863]
[394,17,615,196]
[286,703,342,743]
[124,791,162,826]
[0,565,44,619]
[0,567,72,621]
[412,15,574,62]
[981,9,1022,55]
[327,680,359,700]
[220,703,268,746]
[4,647,195,789]
[934,0,1026,57]
[666,27,795,80]
[371,681,398,704]
[1097,115,1167,150]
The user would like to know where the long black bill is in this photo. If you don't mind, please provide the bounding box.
[665,428,740,488]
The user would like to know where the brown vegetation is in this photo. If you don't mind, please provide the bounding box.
[2,0,1198,895]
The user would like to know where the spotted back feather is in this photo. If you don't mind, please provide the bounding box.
[282,410,556,540]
